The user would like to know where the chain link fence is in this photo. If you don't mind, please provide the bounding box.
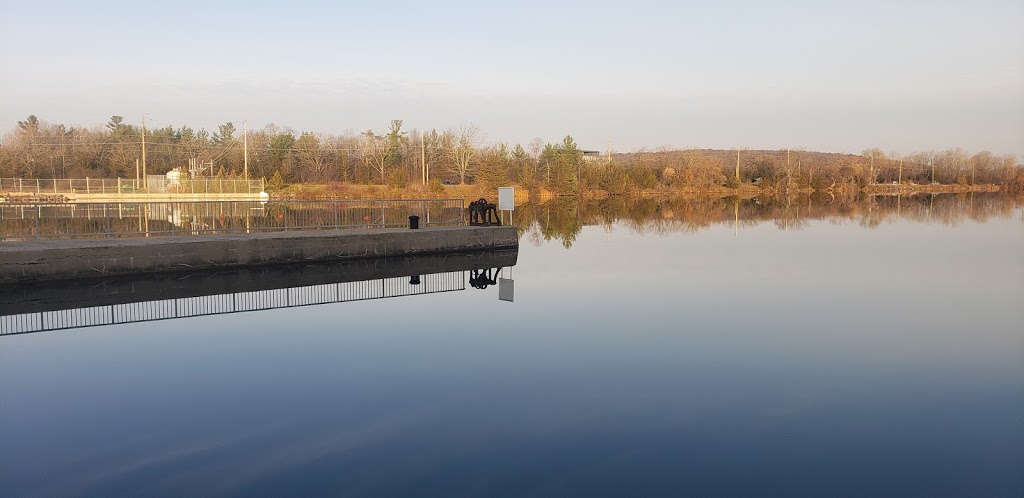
[1,177,264,195]
[0,199,465,241]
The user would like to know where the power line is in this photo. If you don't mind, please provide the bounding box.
[15,142,415,153]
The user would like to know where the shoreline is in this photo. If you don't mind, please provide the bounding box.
[269,182,1002,202]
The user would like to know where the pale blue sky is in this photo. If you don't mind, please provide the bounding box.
[1,0,1021,155]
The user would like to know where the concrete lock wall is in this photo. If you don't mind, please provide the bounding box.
[0,226,518,284]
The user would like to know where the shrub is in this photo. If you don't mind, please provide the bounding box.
[267,171,286,191]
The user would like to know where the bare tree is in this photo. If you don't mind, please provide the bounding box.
[359,130,389,184]
[528,137,545,160]
[446,123,482,184]
[294,132,331,182]
[862,148,885,185]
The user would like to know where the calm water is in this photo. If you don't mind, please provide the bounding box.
[2,195,1023,496]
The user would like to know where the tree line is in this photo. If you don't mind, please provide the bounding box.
[2,115,1022,193]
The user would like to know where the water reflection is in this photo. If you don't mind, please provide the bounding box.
[514,192,1022,247]
[1,197,1020,496]
[0,250,517,336]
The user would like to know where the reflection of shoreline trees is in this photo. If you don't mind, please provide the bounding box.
[514,193,1021,248]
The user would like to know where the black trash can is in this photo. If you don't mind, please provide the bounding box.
[409,215,420,229]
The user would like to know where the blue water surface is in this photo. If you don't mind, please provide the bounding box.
[2,202,1022,496]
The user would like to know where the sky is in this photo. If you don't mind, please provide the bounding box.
[1,0,1022,156]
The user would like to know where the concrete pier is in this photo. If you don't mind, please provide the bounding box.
[0,225,517,283]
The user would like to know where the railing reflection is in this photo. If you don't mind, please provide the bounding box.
[0,249,517,336]
[1,273,464,335]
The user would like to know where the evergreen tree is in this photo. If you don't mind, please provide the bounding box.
[476,143,510,188]
[543,136,580,195]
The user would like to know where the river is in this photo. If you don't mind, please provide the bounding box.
[1,193,1022,496]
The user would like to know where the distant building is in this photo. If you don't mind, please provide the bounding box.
[581,150,604,162]
[166,168,183,187]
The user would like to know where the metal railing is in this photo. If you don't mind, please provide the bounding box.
[0,199,465,241]
[1,271,466,335]
[0,177,264,195]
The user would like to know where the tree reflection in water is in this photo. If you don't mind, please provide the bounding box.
[511,192,1022,248]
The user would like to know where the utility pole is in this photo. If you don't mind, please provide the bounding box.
[243,120,249,182]
[869,152,874,185]
[141,114,147,190]
[735,147,741,182]
[786,148,791,190]
[136,158,140,186]
[931,159,935,184]
[421,131,427,185]
[898,158,903,185]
